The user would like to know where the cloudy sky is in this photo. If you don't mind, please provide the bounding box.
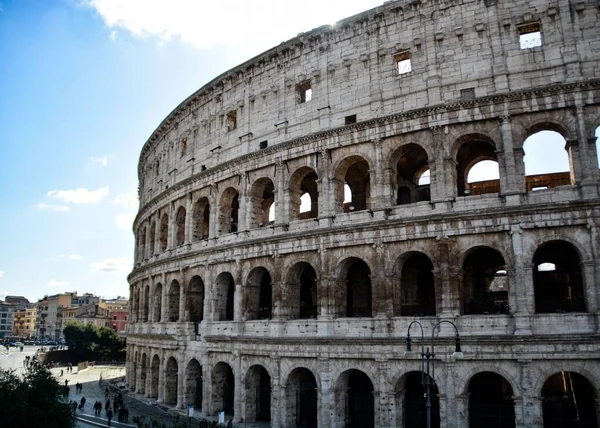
[0,0,598,303]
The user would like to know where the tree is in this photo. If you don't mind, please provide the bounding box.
[63,321,126,361]
[0,363,76,428]
[95,326,126,360]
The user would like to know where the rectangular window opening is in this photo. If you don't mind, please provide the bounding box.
[226,110,237,131]
[297,82,312,104]
[519,23,542,49]
[394,51,412,75]
[345,114,357,125]
[259,140,268,149]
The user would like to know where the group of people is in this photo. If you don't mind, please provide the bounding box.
[103,389,129,424]
[74,382,83,393]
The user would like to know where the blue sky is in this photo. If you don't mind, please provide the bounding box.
[0,0,597,303]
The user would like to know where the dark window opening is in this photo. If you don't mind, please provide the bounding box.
[542,372,598,428]
[259,140,268,149]
[346,260,372,317]
[345,114,357,125]
[399,253,436,316]
[297,81,312,104]
[463,248,509,315]
[469,372,515,428]
[518,23,542,49]
[226,110,237,131]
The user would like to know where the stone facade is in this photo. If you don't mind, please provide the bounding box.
[126,1,600,427]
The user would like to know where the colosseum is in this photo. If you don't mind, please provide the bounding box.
[126,1,600,427]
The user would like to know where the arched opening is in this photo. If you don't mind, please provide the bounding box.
[245,365,271,422]
[185,359,202,409]
[336,156,370,213]
[175,206,186,246]
[139,227,147,260]
[285,368,318,428]
[285,262,318,320]
[160,213,169,251]
[149,221,156,256]
[131,352,138,392]
[192,197,210,241]
[342,258,372,318]
[397,371,440,428]
[135,288,141,323]
[542,372,598,427]
[250,178,275,227]
[211,363,234,416]
[336,369,374,428]
[143,285,150,322]
[533,241,586,313]
[150,355,160,399]
[187,276,204,324]
[139,353,147,395]
[215,272,235,321]
[523,130,572,191]
[469,372,515,428]
[462,247,508,315]
[152,283,162,322]
[290,167,319,220]
[393,144,431,205]
[456,138,500,196]
[398,253,436,316]
[165,357,178,406]
[245,267,272,320]
[219,188,239,234]
[167,280,180,322]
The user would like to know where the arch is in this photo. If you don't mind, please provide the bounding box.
[390,143,431,205]
[135,288,141,323]
[160,213,169,251]
[336,257,372,318]
[244,365,271,422]
[454,134,500,196]
[152,283,163,322]
[285,367,318,428]
[192,197,210,241]
[185,358,202,409]
[167,280,181,322]
[289,166,319,220]
[150,354,160,399]
[285,262,318,319]
[143,285,150,322]
[542,371,598,427]
[211,362,234,416]
[335,369,374,428]
[245,267,273,320]
[175,206,186,246]
[462,247,508,315]
[219,187,239,234]
[395,371,440,428]
[187,276,204,323]
[334,155,371,213]
[523,130,573,191]
[215,272,235,321]
[165,356,178,406]
[250,177,275,227]
[396,252,436,316]
[532,241,586,313]
[149,221,156,255]
[139,353,148,394]
[468,372,515,428]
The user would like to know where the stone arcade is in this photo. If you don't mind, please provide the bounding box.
[126,1,600,427]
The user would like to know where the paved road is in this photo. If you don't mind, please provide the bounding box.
[0,344,40,374]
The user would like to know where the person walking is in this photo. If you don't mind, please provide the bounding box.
[105,399,110,416]
[107,408,113,427]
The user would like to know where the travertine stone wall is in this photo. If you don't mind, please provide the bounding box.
[127,1,600,427]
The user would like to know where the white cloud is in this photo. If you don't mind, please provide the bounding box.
[88,156,108,167]
[47,279,71,288]
[83,0,384,50]
[38,203,70,212]
[90,257,130,272]
[114,213,135,230]
[113,192,138,210]
[47,186,109,204]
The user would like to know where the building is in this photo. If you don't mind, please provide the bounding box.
[4,295,30,310]
[125,1,600,427]
[13,306,36,338]
[103,297,129,335]
[0,301,16,339]
[62,303,110,329]
[35,292,76,340]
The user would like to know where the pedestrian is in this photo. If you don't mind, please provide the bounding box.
[79,396,86,409]
[79,383,83,393]
[65,379,69,386]
[60,369,63,377]
[107,408,113,426]
[113,398,118,413]
[105,399,110,415]
[105,388,109,399]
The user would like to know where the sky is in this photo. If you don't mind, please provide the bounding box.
[0,0,598,303]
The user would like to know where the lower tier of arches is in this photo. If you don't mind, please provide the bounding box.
[125,343,600,428]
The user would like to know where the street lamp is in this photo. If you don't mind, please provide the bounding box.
[405,320,464,428]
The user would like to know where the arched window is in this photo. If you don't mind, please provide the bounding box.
[165,357,178,405]
[523,130,572,191]
[397,371,440,428]
[150,355,160,398]
[469,372,515,428]
[456,138,500,196]
[149,221,156,256]
[245,267,272,320]
[187,276,204,324]
[393,144,431,205]
[192,197,210,241]
[285,368,318,428]
[462,247,508,315]
[167,280,180,322]
[185,359,202,409]
[336,156,370,213]
[139,227,146,261]
[533,241,586,313]
[211,363,234,415]
[152,283,162,322]
[175,206,186,246]
[336,370,374,428]
[250,178,275,227]
[398,253,436,316]
[290,167,318,220]
[143,285,150,322]
[286,262,318,319]
[542,372,598,427]
[337,258,372,318]
[215,272,235,321]
[219,188,239,234]
[245,366,271,422]
[159,213,169,251]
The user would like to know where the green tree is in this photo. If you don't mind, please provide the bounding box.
[95,326,126,360]
[0,364,76,428]
[63,321,97,359]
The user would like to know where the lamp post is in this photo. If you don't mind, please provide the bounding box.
[405,320,464,428]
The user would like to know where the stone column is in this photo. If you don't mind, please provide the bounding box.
[271,366,282,428]
[370,138,385,210]
[158,352,166,403]
[455,393,468,428]
[179,270,187,322]
[185,193,193,244]
[444,361,457,428]
[581,261,598,315]
[161,274,168,323]
[234,284,242,323]
[318,150,332,218]
[275,159,286,225]
[167,202,175,249]
[319,371,333,428]
[499,115,523,203]
[510,225,533,335]
[239,174,248,232]
[430,126,454,208]
[203,264,213,323]
[565,138,584,185]
[513,396,524,427]
[436,237,460,316]
[233,353,243,423]
[154,213,161,255]
[202,357,211,416]
[208,185,218,239]
[176,358,185,409]
[144,221,152,260]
